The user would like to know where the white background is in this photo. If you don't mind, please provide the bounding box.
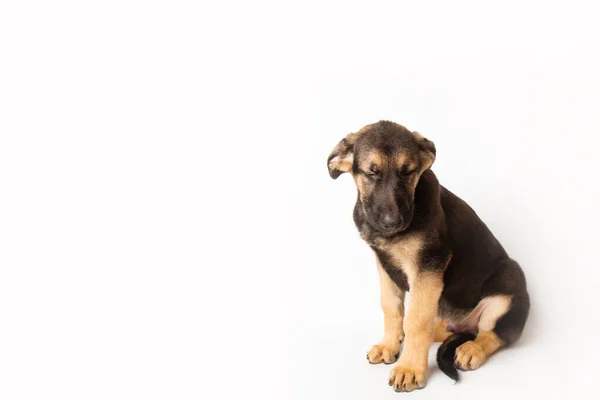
[1,1,599,399]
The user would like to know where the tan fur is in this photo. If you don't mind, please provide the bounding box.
[433,319,452,342]
[477,295,512,331]
[419,153,435,172]
[353,174,372,201]
[410,131,435,171]
[389,272,444,392]
[328,152,353,174]
[407,173,421,197]
[373,235,445,391]
[357,150,383,172]
[419,153,435,171]
[453,295,511,370]
[394,153,422,198]
[354,149,425,205]
[395,153,417,171]
[455,331,504,370]
[378,234,424,283]
[367,260,405,364]
[327,130,365,175]
[440,294,512,334]
[410,131,426,141]
[353,150,383,201]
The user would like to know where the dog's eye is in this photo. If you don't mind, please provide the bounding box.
[370,164,378,172]
[399,167,416,176]
[363,166,379,179]
[366,164,379,177]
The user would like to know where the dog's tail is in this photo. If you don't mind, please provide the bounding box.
[436,332,476,382]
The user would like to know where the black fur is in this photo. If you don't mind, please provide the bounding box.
[328,121,530,387]
[436,333,477,382]
[371,247,409,292]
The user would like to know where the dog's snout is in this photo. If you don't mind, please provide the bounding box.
[381,213,402,229]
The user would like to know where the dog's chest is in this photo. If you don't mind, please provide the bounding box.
[373,235,423,289]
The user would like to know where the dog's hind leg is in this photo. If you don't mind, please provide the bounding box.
[454,295,510,370]
[433,319,452,342]
[455,260,530,371]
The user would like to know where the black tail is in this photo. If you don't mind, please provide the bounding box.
[436,333,476,382]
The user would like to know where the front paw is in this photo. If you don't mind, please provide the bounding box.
[388,364,426,392]
[367,342,400,364]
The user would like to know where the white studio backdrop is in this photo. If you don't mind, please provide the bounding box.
[1,1,599,399]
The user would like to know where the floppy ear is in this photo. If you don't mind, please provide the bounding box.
[327,132,358,179]
[412,131,437,170]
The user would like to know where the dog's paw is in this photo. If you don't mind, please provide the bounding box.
[455,341,486,370]
[388,364,426,392]
[367,342,400,364]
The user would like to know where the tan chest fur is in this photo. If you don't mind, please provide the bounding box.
[375,235,424,287]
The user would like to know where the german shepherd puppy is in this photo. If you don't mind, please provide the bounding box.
[327,121,529,392]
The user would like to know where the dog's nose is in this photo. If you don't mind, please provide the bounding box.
[381,213,402,229]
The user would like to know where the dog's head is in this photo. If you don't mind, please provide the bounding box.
[327,121,436,235]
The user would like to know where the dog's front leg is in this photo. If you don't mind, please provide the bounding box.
[388,272,443,392]
[367,260,405,364]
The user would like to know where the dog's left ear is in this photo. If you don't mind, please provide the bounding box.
[327,132,359,179]
[412,131,437,170]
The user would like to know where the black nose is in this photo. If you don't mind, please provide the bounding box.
[381,213,402,229]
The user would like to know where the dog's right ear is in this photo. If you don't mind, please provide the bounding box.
[327,132,358,179]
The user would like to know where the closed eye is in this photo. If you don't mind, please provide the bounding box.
[362,169,380,179]
[399,167,416,176]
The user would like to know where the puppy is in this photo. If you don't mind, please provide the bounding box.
[327,121,529,392]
